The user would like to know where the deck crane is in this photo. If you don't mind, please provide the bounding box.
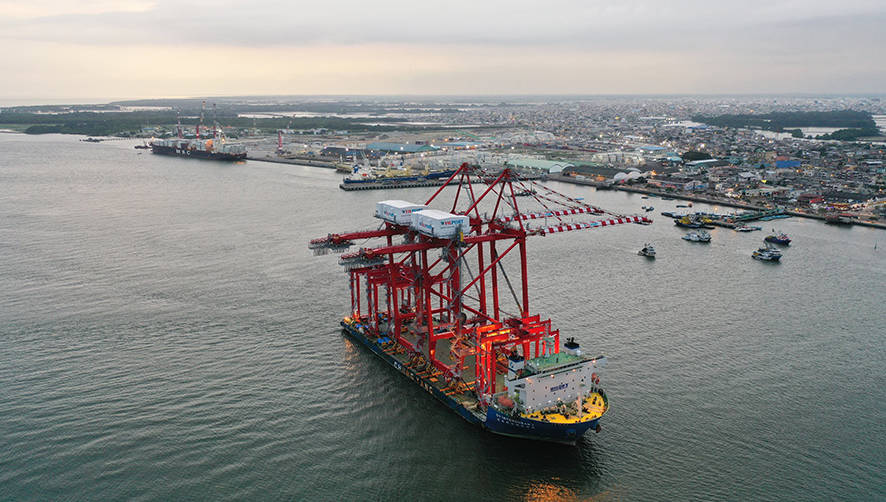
[277,118,294,154]
[310,163,650,403]
[196,100,205,139]
[175,110,183,139]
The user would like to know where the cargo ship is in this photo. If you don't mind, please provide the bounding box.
[151,101,246,161]
[342,164,456,185]
[150,138,246,161]
[311,164,651,444]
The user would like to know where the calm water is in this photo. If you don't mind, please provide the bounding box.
[1,134,884,501]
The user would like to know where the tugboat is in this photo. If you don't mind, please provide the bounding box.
[682,230,711,243]
[674,216,702,228]
[752,244,782,262]
[764,230,791,245]
[638,243,656,258]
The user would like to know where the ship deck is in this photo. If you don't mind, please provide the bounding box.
[520,392,607,424]
[344,317,484,417]
[346,316,608,425]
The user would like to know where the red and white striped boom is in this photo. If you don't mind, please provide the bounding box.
[532,215,651,235]
[499,206,605,223]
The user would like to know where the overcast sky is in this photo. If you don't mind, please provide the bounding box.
[1,0,884,102]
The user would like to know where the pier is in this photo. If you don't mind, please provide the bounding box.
[545,174,886,230]
[340,179,452,191]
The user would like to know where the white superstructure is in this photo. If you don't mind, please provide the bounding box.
[505,348,606,411]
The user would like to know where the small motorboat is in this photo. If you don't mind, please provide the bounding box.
[764,230,791,245]
[682,230,711,243]
[752,245,782,262]
[638,243,656,258]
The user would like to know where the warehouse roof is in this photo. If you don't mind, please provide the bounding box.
[367,142,438,153]
[505,157,575,174]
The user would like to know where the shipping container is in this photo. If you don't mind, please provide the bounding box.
[410,209,469,239]
[375,200,427,225]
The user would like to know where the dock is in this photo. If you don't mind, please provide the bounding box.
[246,153,337,169]
[340,179,452,191]
[544,174,886,230]
[341,172,542,191]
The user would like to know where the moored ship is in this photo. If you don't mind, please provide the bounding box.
[310,164,651,444]
[342,164,457,185]
[150,101,246,161]
[150,138,246,161]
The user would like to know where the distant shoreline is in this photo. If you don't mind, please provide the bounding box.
[545,174,886,230]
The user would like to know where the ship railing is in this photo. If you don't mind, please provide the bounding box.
[490,391,523,416]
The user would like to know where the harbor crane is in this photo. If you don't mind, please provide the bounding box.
[310,163,650,400]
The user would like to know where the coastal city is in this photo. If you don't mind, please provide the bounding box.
[3,1,886,499]
[8,95,882,226]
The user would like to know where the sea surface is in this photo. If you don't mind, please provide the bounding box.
[1,134,884,501]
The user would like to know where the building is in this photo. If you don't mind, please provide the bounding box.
[797,193,825,206]
[647,177,706,191]
[504,157,575,174]
[366,142,438,154]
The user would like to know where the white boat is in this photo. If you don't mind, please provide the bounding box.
[682,230,711,243]
[638,243,656,258]
[752,245,782,262]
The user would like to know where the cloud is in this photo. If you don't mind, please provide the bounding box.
[1,0,883,49]
[0,0,155,19]
[0,1,883,98]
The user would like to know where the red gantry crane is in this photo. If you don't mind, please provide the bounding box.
[311,163,649,406]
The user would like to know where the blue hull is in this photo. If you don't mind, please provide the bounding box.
[340,321,603,444]
[764,237,791,245]
[484,407,600,444]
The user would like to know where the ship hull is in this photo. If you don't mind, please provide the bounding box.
[150,144,246,161]
[342,170,456,184]
[340,321,602,445]
[764,237,791,245]
[484,406,600,445]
